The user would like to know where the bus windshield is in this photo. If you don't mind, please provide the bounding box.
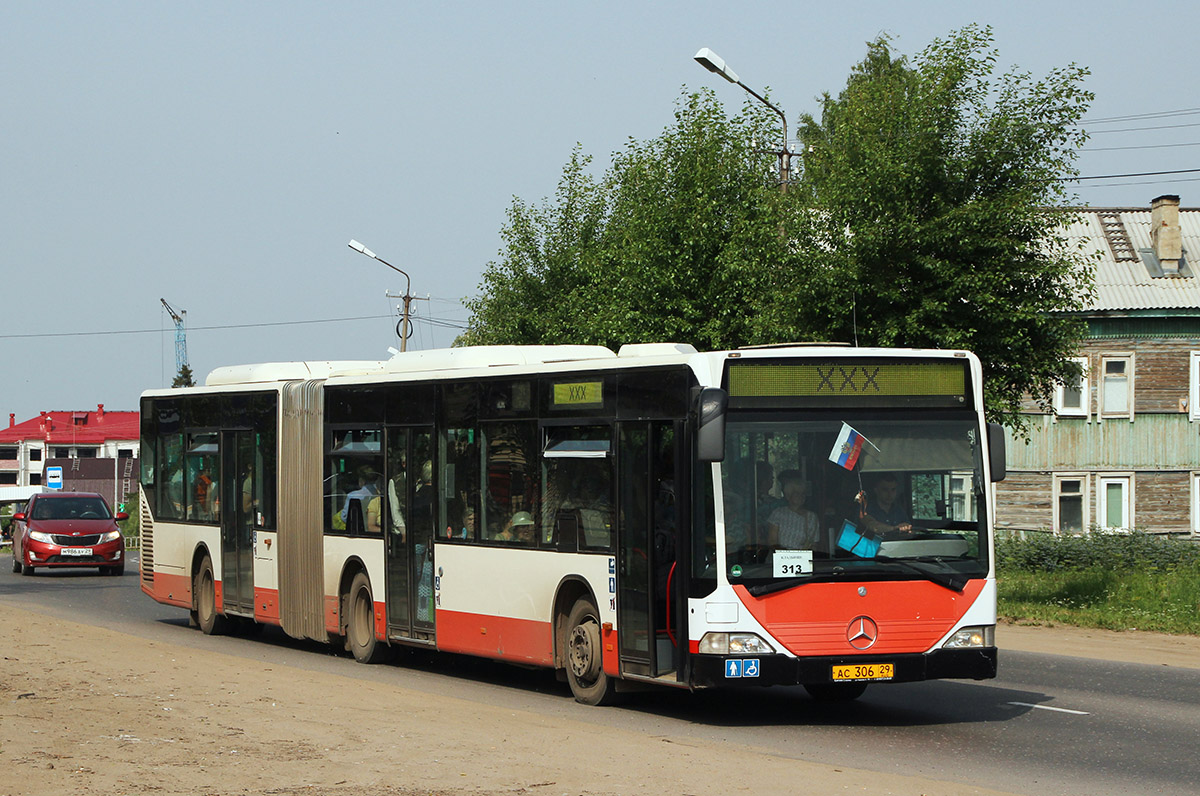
[720,414,988,590]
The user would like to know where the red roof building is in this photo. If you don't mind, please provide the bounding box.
[0,405,139,489]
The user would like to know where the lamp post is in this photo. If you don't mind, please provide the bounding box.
[348,239,425,352]
[694,47,792,191]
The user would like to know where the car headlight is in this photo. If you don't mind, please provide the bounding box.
[942,625,995,649]
[100,530,122,543]
[698,632,776,655]
[28,530,55,544]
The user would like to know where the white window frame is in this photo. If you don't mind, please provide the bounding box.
[1097,474,1133,532]
[1053,356,1090,417]
[1189,352,1200,421]
[1052,473,1089,534]
[1099,353,1134,420]
[1192,472,1200,536]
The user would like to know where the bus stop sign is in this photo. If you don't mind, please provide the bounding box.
[46,466,63,490]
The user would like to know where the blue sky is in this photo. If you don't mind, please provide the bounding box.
[3,1,1198,422]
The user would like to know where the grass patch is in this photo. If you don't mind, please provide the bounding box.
[997,531,1200,635]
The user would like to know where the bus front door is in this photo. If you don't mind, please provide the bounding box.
[220,430,255,615]
[617,421,681,679]
[385,427,435,640]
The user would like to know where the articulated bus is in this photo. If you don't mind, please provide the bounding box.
[139,343,1004,704]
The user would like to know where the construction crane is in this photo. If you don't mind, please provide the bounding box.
[160,298,189,376]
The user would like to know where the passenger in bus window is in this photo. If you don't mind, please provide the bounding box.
[497,510,535,544]
[861,472,913,537]
[366,495,383,534]
[340,466,380,526]
[560,461,612,548]
[767,470,821,550]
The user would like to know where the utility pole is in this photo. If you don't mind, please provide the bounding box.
[385,289,429,351]
[348,240,426,352]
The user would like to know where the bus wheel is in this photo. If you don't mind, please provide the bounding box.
[347,572,387,664]
[565,599,616,706]
[804,682,868,702]
[194,555,229,635]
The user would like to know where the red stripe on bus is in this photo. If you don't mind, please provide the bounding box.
[436,609,554,666]
[734,579,987,657]
[143,571,192,609]
[254,588,281,624]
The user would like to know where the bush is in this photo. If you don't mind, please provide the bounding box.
[996,529,1200,574]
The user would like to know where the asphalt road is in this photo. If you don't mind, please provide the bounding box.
[3,555,1197,796]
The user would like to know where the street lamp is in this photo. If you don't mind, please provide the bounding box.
[694,47,792,190]
[348,239,422,352]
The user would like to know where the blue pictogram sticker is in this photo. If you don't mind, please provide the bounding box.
[608,557,616,574]
[725,659,760,678]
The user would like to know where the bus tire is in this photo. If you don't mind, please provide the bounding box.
[195,555,229,636]
[564,599,616,706]
[804,682,868,702]
[347,571,387,664]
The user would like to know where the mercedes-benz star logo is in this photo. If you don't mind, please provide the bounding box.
[847,616,879,650]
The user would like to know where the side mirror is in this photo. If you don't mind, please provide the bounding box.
[116,512,130,521]
[696,387,728,462]
[12,512,25,522]
[987,423,1006,482]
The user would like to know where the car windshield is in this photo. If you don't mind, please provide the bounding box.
[31,497,112,521]
[719,414,988,590]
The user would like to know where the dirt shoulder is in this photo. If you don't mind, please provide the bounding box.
[998,620,1200,670]
[0,605,1043,796]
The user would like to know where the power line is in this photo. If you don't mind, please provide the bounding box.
[1086,121,1200,134]
[1085,141,1200,152]
[1082,107,1200,124]
[0,311,468,341]
[1064,168,1200,183]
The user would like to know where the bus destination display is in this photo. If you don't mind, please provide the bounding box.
[726,360,968,407]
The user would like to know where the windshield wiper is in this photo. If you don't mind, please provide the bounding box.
[873,555,966,592]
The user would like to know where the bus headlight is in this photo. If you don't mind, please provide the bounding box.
[698,632,775,655]
[941,625,995,649]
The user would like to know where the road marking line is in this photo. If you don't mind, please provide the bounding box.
[1007,701,1090,715]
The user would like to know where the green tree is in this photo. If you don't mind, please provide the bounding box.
[172,364,196,388]
[464,90,792,350]
[769,25,1095,429]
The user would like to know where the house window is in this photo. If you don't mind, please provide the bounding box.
[29,448,42,462]
[1193,473,1200,536]
[1100,355,1133,418]
[1098,475,1132,531]
[0,446,16,461]
[1054,356,1089,417]
[0,473,16,485]
[29,473,41,486]
[1190,352,1200,421]
[1054,475,1088,534]
[118,448,134,459]
[76,447,98,459]
[54,447,71,458]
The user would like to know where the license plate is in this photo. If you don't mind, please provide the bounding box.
[61,547,91,557]
[832,662,894,681]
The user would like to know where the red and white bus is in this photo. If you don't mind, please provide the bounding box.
[139,343,1004,704]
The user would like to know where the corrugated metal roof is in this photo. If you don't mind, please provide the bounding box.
[1063,207,1200,313]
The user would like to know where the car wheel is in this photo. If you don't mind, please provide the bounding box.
[20,561,33,576]
[107,563,125,577]
[11,556,20,574]
[194,555,229,635]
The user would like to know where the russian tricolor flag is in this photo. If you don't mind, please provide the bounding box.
[829,423,868,471]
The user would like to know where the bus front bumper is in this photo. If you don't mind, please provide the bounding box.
[689,647,997,689]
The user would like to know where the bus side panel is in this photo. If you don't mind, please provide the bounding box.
[434,545,615,667]
[253,530,281,624]
[733,579,988,657]
[143,519,221,610]
[321,535,386,637]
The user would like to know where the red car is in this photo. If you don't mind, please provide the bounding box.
[10,492,127,576]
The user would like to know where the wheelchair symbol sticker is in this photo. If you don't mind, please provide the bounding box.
[725,658,760,678]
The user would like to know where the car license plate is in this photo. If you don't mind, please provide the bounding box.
[61,547,91,557]
[832,662,894,681]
